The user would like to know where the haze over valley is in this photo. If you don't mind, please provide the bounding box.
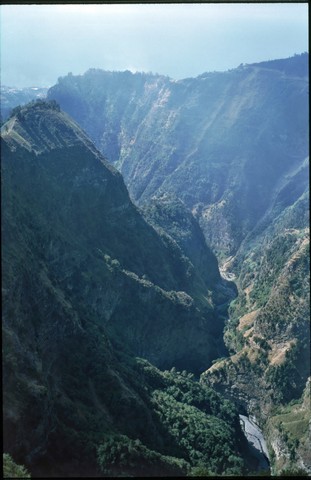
[1,3,309,478]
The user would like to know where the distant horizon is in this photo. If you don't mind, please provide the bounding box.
[1,3,308,88]
[1,51,308,90]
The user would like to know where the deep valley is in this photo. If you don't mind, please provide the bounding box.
[2,53,309,477]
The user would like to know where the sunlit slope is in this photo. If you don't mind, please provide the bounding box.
[202,189,310,473]
[48,54,308,257]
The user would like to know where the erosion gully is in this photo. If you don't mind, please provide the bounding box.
[219,258,271,474]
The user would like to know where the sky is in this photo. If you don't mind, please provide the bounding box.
[0,3,308,88]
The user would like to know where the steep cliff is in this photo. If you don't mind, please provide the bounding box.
[48,54,308,258]
[2,101,246,477]
[2,100,229,371]
[201,188,310,473]
[47,53,309,474]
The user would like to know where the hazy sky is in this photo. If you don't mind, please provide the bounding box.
[0,3,308,88]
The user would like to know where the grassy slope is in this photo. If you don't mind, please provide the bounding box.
[202,188,310,472]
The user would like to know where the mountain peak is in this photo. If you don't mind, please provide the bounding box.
[1,99,97,156]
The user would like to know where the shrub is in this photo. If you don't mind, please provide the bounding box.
[3,454,30,478]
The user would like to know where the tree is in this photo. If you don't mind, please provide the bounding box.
[3,454,30,478]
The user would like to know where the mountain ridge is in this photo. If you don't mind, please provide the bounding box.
[48,53,308,259]
[45,53,309,474]
[2,52,309,476]
[2,100,229,370]
[2,101,251,476]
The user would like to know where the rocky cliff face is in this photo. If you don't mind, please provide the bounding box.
[47,54,310,474]
[2,100,228,371]
[48,54,308,259]
[265,378,311,475]
[201,189,310,473]
[2,101,247,477]
[141,194,237,306]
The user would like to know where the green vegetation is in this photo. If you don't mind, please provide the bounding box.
[2,52,309,476]
[266,379,310,474]
[224,315,245,354]
[279,468,309,476]
[2,102,245,477]
[9,99,60,121]
[266,341,309,403]
[94,361,245,477]
[97,435,188,477]
[3,454,30,478]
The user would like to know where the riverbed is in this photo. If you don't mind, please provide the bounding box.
[239,414,270,472]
